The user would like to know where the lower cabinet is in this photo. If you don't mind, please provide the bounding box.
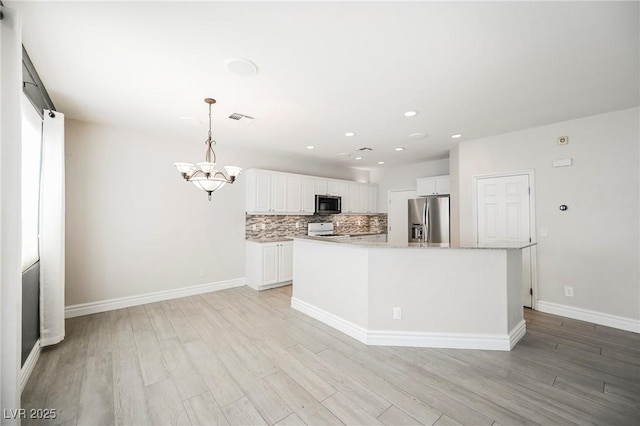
[246,240,293,290]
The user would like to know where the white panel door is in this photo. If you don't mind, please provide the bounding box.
[367,185,378,213]
[387,189,416,244]
[435,176,451,195]
[301,177,315,213]
[476,174,533,307]
[262,244,279,285]
[271,174,288,213]
[286,175,302,213]
[253,171,272,213]
[279,242,294,282]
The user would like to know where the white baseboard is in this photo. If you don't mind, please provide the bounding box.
[20,340,41,393]
[65,278,246,318]
[291,297,525,351]
[537,300,640,333]
[291,297,368,343]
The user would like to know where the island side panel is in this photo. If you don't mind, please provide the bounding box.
[291,239,369,336]
[506,249,525,332]
[367,248,510,335]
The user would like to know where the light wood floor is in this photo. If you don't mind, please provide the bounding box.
[22,285,640,426]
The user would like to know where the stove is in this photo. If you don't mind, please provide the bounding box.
[307,223,350,240]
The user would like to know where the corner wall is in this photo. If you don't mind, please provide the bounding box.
[65,119,363,307]
[456,108,639,324]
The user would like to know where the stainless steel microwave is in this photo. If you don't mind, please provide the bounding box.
[315,195,341,214]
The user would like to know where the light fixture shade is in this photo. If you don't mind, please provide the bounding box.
[197,162,217,174]
[174,162,195,175]
[191,178,226,193]
[224,166,242,177]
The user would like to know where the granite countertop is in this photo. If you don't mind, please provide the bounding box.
[344,232,387,237]
[246,237,294,243]
[293,235,535,250]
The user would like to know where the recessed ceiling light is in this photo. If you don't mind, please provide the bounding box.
[404,111,418,117]
[408,132,427,139]
[345,132,356,137]
[354,156,362,160]
[451,134,463,139]
[395,147,405,151]
[225,58,258,76]
[378,161,385,165]
[306,145,315,150]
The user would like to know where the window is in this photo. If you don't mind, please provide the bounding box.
[21,94,43,271]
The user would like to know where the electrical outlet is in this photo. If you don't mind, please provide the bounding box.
[261,223,266,230]
[393,307,402,320]
[357,220,362,226]
[564,286,574,297]
[295,222,300,229]
[252,224,257,231]
[199,269,205,277]
[336,221,340,227]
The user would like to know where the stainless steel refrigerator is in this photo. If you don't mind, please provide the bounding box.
[408,196,450,244]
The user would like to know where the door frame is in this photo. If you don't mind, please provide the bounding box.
[472,170,538,310]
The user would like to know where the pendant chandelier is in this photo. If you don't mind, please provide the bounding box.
[174,98,241,201]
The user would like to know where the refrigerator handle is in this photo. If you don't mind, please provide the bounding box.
[424,201,429,243]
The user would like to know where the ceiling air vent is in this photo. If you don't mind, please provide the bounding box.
[228,113,255,125]
[356,147,373,152]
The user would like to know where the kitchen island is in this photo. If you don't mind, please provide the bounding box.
[291,237,535,351]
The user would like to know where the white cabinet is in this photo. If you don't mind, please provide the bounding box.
[246,170,272,213]
[346,184,367,213]
[327,181,340,196]
[246,170,311,215]
[286,176,315,214]
[286,175,302,213]
[367,185,378,213]
[301,177,315,213]
[338,182,350,213]
[246,240,293,290]
[416,175,450,196]
[246,169,379,215]
[314,179,328,196]
[271,174,288,212]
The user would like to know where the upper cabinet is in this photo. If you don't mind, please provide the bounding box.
[246,169,378,215]
[367,185,378,213]
[246,170,305,214]
[416,175,450,196]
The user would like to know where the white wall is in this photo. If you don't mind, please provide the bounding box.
[455,108,639,322]
[370,158,450,213]
[65,119,364,306]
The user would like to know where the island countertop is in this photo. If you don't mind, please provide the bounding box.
[293,235,535,250]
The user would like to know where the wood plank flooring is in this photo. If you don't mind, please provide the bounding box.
[22,285,640,425]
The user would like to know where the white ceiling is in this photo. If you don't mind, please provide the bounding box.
[10,1,640,169]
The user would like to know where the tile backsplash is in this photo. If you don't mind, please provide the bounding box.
[246,213,388,239]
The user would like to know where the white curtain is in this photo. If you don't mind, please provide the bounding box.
[0,5,24,423]
[39,111,65,346]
